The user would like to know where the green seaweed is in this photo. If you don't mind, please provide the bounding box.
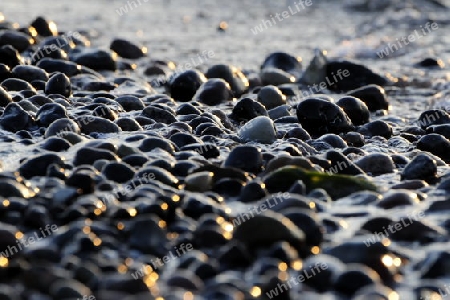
[263,165,378,199]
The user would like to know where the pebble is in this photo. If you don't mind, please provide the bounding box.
[72,48,117,71]
[260,51,302,76]
[12,65,49,83]
[45,72,72,97]
[326,61,388,91]
[355,153,395,175]
[110,38,147,59]
[417,134,450,163]
[0,102,34,132]
[223,145,263,173]
[0,85,13,106]
[36,103,68,126]
[193,78,233,106]
[358,120,392,139]
[260,67,295,85]
[238,116,277,143]
[169,70,207,102]
[347,84,389,112]
[205,64,249,97]
[336,96,370,125]
[296,97,354,136]
[257,85,286,109]
[230,97,268,122]
[401,153,438,183]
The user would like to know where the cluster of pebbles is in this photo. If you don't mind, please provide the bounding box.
[0,10,450,300]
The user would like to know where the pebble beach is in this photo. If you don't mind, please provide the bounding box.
[1,0,450,299]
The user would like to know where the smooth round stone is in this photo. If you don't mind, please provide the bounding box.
[30,45,68,63]
[40,137,71,152]
[110,38,146,59]
[44,72,72,97]
[326,61,388,91]
[318,134,347,148]
[230,97,268,122]
[138,137,175,155]
[347,84,389,112]
[36,103,68,126]
[30,16,58,36]
[45,118,80,137]
[233,210,306,255]
[325,150,364,175]
[0,45,21,69]
[336,96,370,125]
[377,190,419,209]
[296,98,354,136]
[261,51,302,75]
[185,171,214,192]
[358,120,392,139]
[401,153,438,183]
[102,162,135,183]
[72,48,116,71]
[39,35,76,53]
[205,64,249,97]
[36,58,80,77]
[427,124,450,139]
[170,132,202,148]
[142,105,177,124]
[115,95,144,111]
[257,85,286,109]
[76,116,121,134]
[268,104,291,120]
[1,78,36,92]
[19,153,65,179]
[116,118,143,131]
[0,102,33,132]
[12,65,49,83]
[238,116,277,144]
[223,145,263,173]
[417,109,450,129]
[0,85,12,106]
[176,103,201,115]
[0,63,11,83]
[260,67,295,85]
[334,266,380,296]
[355,153,395,175]
[284,126,311,141]
[193,78,233,106]
[0,30,33,52]
[73,147,119,166]
[417,134,450,163]
[169,69,207,102]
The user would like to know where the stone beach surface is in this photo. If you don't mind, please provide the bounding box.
[0,0,450,299]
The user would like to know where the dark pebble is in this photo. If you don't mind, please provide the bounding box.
[358,120,392,139]
[326,61,388,91]
[102,162,135,183]
[19,153,65,179]
[347,84,389,112]
[205,64,249,97]
[0,102,34,132]
[110,38,146,59]
[193,78,232,106]
[45,72,72,97]
[296,97,354,136]
[72,48,116,71]
[169,69,206,102]
[417,134,450,163]
[401,153,438,183]
[36,103,68,126]
[223,145,262,173]
[230,97,268,122]
[336,96,370,125]
[73,147,119,166]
